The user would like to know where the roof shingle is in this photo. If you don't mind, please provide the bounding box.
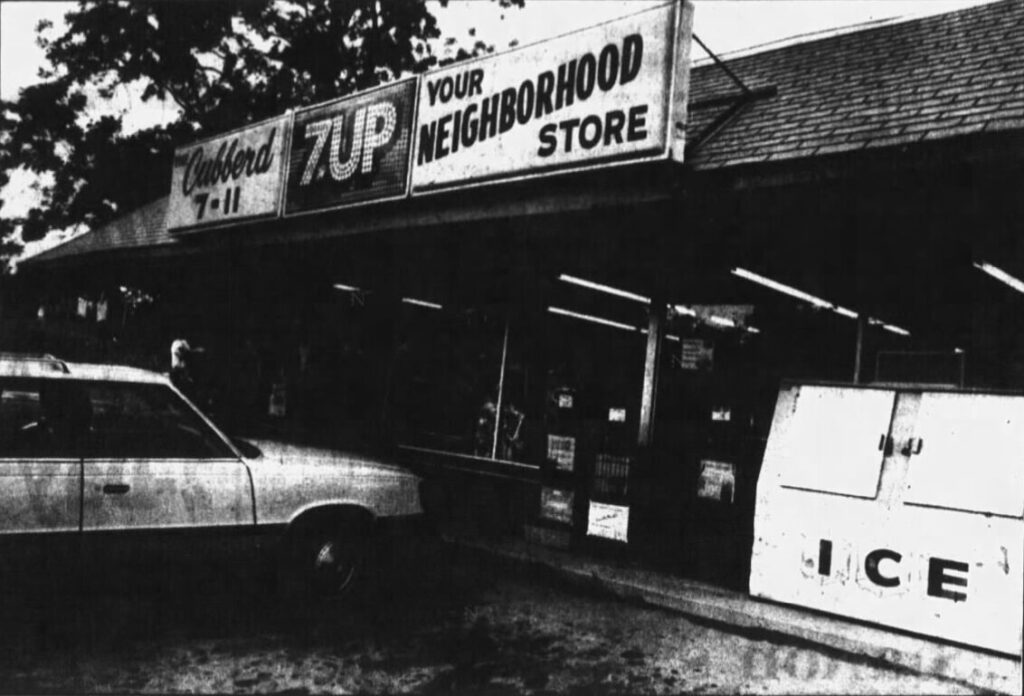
[687,0,1024,169]
[25,196,174,265]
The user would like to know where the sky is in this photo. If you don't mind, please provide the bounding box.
[0,0,999,257]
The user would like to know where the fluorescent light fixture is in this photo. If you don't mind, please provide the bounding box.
[974,261,1024,295]
[746,326,761,334]
[558,274,651,304]
[548,306,637,332]
[333,283,361,292]
[867,316,910,335]
[673,305,696,317]
[953,347,965,354]
[707,315,735,328]
[881,324,910,336]
[731,268,832,309]
[402,297,442,310]
[638,329,682,342]
[732,267,909,337]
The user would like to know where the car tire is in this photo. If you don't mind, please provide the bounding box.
[280,518,372,604]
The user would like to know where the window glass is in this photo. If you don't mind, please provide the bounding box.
[86,382,235,459]
[388,272,651,472]
[390,303,509,458]
[0,379,81,458]
[0,377,234,460]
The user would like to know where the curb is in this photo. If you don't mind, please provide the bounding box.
[449,535,1021,695]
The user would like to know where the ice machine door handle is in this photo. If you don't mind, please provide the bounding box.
[901,437,924,457]
[878,433,894,456]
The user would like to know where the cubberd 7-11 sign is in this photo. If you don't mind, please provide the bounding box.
[166,116,290,232]
[411,1,693,193]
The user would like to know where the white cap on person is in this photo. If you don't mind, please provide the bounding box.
[171,339,192,369]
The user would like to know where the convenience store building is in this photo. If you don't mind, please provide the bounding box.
[15,0,1024,592]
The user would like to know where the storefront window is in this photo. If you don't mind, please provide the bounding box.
[388,266,651,478]
[389,301,511,459]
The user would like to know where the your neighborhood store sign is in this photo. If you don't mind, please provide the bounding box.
[165,1,693,233]
[411,0,693,193]
[166,116,290,232]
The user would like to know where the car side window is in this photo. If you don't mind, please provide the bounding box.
[0,378,90,459]
[85,382,235,459]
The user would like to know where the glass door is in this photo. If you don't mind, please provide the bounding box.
[530,273,649,548]
[649,302,770,583]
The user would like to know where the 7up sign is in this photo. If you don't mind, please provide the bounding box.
[285,78,417,216]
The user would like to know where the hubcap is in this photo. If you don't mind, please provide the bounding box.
[313,540,356,594]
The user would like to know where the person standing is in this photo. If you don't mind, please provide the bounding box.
[170,338,199,404]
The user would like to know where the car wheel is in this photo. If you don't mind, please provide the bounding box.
[287,523,368,601]
[308,533,361,597]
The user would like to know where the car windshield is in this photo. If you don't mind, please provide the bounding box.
[1,378,236,459]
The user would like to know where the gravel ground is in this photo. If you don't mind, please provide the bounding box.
[0,545,983,694]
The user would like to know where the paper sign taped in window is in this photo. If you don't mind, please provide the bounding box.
[593,453,631,499]
[697,459,735,503]
[547,434,576,471]
[587,501,630,542]
[268,382,288,418]
[540,486,574,525]
[711,407,731,422]
[679,339,714,371]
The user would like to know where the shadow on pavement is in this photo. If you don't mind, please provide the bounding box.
[0,537,497,672]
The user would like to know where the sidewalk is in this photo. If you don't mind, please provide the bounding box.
[446,532,1021,695]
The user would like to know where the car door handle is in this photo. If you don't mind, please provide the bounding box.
[102,483,130,495]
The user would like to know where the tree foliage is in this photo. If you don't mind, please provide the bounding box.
[0,0,520,267]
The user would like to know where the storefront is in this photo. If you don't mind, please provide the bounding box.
[13,0,1024,591]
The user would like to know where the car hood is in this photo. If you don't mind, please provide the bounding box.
[242,438,415,478]
[241,438,424,524]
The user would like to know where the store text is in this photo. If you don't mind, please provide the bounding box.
[297,102,397,186]
[417,34,645,164]
[181,128,277,195]
[816,539,969,602]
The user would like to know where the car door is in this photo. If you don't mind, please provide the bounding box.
[79,380,254,569]
[0,377,83,576]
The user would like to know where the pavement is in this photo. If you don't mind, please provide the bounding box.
[447,532,1023,695]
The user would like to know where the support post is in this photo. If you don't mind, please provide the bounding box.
[491,316,511,459]
[853,314,866,384]
[638,301,666,448]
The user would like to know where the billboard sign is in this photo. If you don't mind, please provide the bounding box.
[166,115,289,232]
[285,78,417,216]
[411,1,692,193]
